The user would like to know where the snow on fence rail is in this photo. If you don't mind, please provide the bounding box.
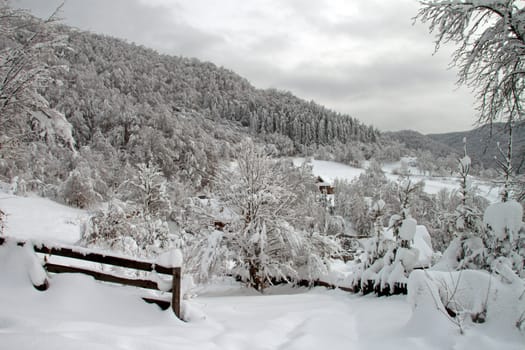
[0,236,181,319]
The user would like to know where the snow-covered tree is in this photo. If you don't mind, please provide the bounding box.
[126,162,171,219]
[416,1,524,204]
[214,140,339,291]
[434,145,524,274]
[334,160,398,236]
[453,139,485,234]
[0,2,71,155]
[389,177,420,247]
[60,169,100,209]
[428,148,484,270]
[365,178,423,294]
[364,199,388,268]
[416,0,525,126]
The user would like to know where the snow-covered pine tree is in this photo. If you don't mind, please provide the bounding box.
[451,139,486,269]
[368,177,422,295]
[369,199,386,266]
[389,177,419,248]
[482,128,525,275]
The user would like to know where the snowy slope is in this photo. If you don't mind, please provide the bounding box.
[0,192,89,244]
[293,158,364,183]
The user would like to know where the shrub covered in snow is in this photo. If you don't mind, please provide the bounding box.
[408,268,525,335]
[124,162,172,219]
[60,169,101,209]
[81,200,171,258]
[348,177,432,296]
[483,200,525,275]
[433,198,524,276]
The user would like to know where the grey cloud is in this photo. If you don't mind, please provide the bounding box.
[247,34,292,55]
[13,0,225,58]
[271,53,457,100]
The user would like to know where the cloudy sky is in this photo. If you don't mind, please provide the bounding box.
[13,0,478,134]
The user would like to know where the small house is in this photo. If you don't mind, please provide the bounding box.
[316,176,334,195]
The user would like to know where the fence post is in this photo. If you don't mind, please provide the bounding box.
[171,267,181,319]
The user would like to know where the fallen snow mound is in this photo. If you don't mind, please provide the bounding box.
[0,242,182,349]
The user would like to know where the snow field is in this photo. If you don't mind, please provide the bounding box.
[0,192,88,244]
[2,244,523,350]
[295,158,499,202]
[0,242,411,350]
[293,158,364,184]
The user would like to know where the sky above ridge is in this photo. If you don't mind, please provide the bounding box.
[13,0,479,134]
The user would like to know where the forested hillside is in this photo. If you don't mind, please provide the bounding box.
[383,130,458,158]
[48,29,378,149]
[0,12,379,197]
[428,122,525,174]
[0,7,383,286]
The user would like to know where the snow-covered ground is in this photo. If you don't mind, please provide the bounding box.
[0,173,522,349]
[0,192,88,244]
[293,158,364,184]
[2,242,522,350]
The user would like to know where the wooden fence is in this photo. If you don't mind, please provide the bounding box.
[0,236,181,319]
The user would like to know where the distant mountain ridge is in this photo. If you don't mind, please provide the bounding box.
[383,129,459,158]
[428,122,525,173]
[385,123,525,173]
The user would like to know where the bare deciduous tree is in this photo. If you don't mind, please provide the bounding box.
[416,0,525,125]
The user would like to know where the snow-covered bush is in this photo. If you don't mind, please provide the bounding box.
[434,198,524,275]
[483,200,524,275]
[81,201,137,252]
[408,268,525,334]
[431,186,488,253]
[349,177,430,295]
[79,161,175,257]
[60,169,101,209]
[185,229,231,284]
[81,200,171,258]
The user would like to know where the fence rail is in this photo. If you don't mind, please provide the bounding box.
[0,236,181,319]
